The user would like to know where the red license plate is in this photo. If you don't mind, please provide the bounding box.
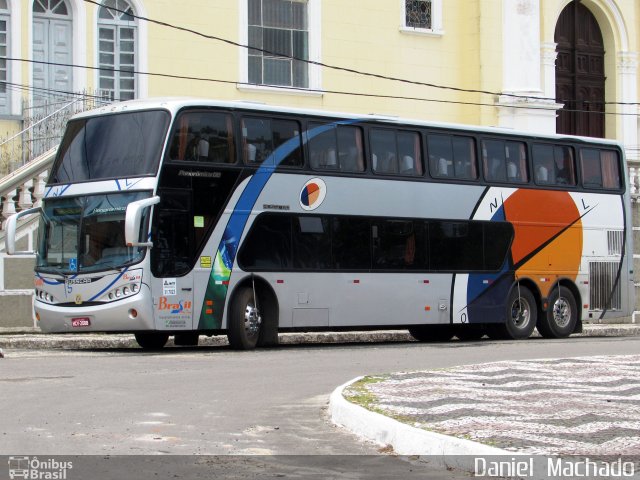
[71,317,91,327]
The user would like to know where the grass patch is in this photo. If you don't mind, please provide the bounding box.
[343,375,389,414]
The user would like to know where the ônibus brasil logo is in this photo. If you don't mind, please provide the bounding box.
[8,457,73,479]
[299,178,327,211]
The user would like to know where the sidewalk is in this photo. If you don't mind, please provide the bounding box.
[330,349,640,474]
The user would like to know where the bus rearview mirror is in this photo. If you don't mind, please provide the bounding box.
[5,207,42,255]
[124,196,160,248]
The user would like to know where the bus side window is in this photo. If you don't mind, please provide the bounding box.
[428,134,453,178]
[506,141,529,183]
[309,123,364,172]
[580,148,620,189]
[601,150,621,189]
[169,111,234,163]
[242,117,302,167]
[451,136,477,180]
[372,220,427,270]
[398,131,422,176]
[580,149,602,187]
[428,134,476,180]
[293,216,331,269]
[482,140,528,183]
[238,214,292,270]
[371,129,398,174]
[337,126,365,172]
[553,146,576,185]
[242,118,273,165]
[482,140,507,182]
[532,144,554,185]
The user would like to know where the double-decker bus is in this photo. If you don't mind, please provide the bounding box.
[6,98,634,349]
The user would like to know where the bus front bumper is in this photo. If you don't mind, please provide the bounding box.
[35,286,155,333]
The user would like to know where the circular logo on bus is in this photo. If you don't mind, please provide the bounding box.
[300,178,327,211]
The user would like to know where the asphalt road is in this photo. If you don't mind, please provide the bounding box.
[2,336,640,478]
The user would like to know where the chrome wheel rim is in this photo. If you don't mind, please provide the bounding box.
[244,302,262,338]
[510,296,531,329]
[552,297,571,328]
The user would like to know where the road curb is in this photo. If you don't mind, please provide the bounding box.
[328,377,512,473]
[0,324,638,350]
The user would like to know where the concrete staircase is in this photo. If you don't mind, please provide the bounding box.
[0,94,108,328]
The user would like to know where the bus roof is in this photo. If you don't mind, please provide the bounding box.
[74,97,622,148]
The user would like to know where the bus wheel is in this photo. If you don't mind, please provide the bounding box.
[228,286,262,350]
[537,286,577,338]
[490,286,537,340]
[408,325,454,342]
[135,332,169,349]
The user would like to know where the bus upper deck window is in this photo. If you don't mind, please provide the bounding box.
[242,117,303,167]
[533,144,575,186]
[309,123,365,172]
[580,148,620,189]
[170,111,235,163]
[427,134,476,181]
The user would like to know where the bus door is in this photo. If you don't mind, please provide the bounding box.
[151,189,195,331]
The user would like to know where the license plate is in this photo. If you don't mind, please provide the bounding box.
[71,317,91,327]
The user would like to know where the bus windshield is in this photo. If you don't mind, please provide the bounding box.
[37,192,152,274]
[50,110,170,184]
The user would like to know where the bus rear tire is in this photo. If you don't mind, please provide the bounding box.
[408,325,454,342]
[228,286,262,350]
[537,286,577,338]
[135,332,169,350]
[489,286,537,340]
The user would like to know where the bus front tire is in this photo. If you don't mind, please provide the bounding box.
[228,286,262,350]
[135,332,169,350]
[537,286,577,338]
[408,325,455,342]
[489,286,537,340]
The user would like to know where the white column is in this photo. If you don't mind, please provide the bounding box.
[541,42,558,100]
[502,0,541,93]
[617,52,639,162]
[497,0,560,134]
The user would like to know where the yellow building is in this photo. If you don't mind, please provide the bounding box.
[0,0,638,163]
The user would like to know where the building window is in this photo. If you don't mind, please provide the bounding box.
[0,0,8,113]
[405,0,431,29]
[247,0,309,88]
[401,0,442,35]
[98,0,137,101]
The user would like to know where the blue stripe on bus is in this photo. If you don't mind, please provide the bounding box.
[45,184,71,198]
[199,120,358,329]
[36,273,64,285]
[88,267,129,302]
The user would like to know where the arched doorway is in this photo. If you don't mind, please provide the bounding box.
[32,0,73,106]
[555,1,605,138]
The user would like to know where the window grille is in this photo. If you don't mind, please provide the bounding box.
[405,0,432,29]
[248,0,309,88]
[589,261,621,310]
[607,230,623,256]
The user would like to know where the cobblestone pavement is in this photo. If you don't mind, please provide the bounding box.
[345,355,640,456]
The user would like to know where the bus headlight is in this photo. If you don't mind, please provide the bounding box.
[35,289,56,304]
[102,283,141,302]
